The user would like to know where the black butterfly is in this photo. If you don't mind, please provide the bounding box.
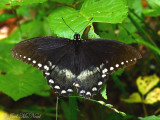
[12,33,142,97]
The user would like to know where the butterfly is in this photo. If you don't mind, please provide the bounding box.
[12,33,142,98]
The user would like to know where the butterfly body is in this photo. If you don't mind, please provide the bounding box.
[12,34,142,97]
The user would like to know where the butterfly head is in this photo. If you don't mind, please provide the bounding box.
[74,34,81,41]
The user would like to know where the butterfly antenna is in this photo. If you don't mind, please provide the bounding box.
[78,17,93,34]
[62,17,75,33]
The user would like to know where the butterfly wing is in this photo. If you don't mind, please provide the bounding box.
[12,37,77,95]
[76,38,142,97]
[12,36,70,71]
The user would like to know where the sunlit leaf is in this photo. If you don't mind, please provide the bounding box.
[48,0,128,39]
[0,110,21,120]
[144,88,160,104]
[122,92,142,103]
[143,0,160,17]
[136,74,160,95]
[100,84,107,100]
[88,25,100,39]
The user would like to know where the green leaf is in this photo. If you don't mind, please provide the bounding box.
[138,115,160,120]
[51,0,74,5]
[136,74,160,95]
[0,13,15,23]
[97,23,116,40]
[122,92,142,103]
[88,25,100,39]
[120,0,143,33]
[117,29,138,44]
[48,6,89,39]
[1,20,44,44]
[97,101,126,116]
[81,0,128,23]
[143,0,160,17]
[112,69,124,76]
[100,84,107,100]
[146,0,160,9]
[0,0,47,8]
[48,0,128,39]
[16,6,31,17]
[143,8,160,17]
[0,44,48,101]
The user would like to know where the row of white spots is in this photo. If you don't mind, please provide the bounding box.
[16,53,46,69]
[48,79,74,94]
[101,58,137,78]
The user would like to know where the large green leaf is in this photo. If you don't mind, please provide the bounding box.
[48,0,128,39]
[81,0,128,23]
[48,6,88,39]
[0,44,48,101]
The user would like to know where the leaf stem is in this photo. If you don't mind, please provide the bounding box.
[56,96,59,120]
[142,95,148,116]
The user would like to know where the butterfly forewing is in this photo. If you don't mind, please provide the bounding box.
[12,36,70,71]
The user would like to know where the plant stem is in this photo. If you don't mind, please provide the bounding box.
[56,96,59,120]
[142,95,148,116]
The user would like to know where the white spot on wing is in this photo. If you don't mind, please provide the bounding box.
[86,92,91,96]
[45,72,50,76]
[61,90,66,94]
[38,63,42,67]
[110,67,114,71]
[115,64,119,67]
[98,81,103,86]
[54,85,60,89]
[121,62,124,65]
[28,58,31,61]
[67,89,73,92]
[102,74,106,78]
[48,61,52,66]
[80,90,85,94]
[33,60,36,64]
[49,79,54,84]
[73,83,80,87]
[102,68,108,74]
[92,87,97,91]
[23,56,26,59]
[44,65,49,71]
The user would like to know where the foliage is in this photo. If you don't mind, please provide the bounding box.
[0,0,160,119]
